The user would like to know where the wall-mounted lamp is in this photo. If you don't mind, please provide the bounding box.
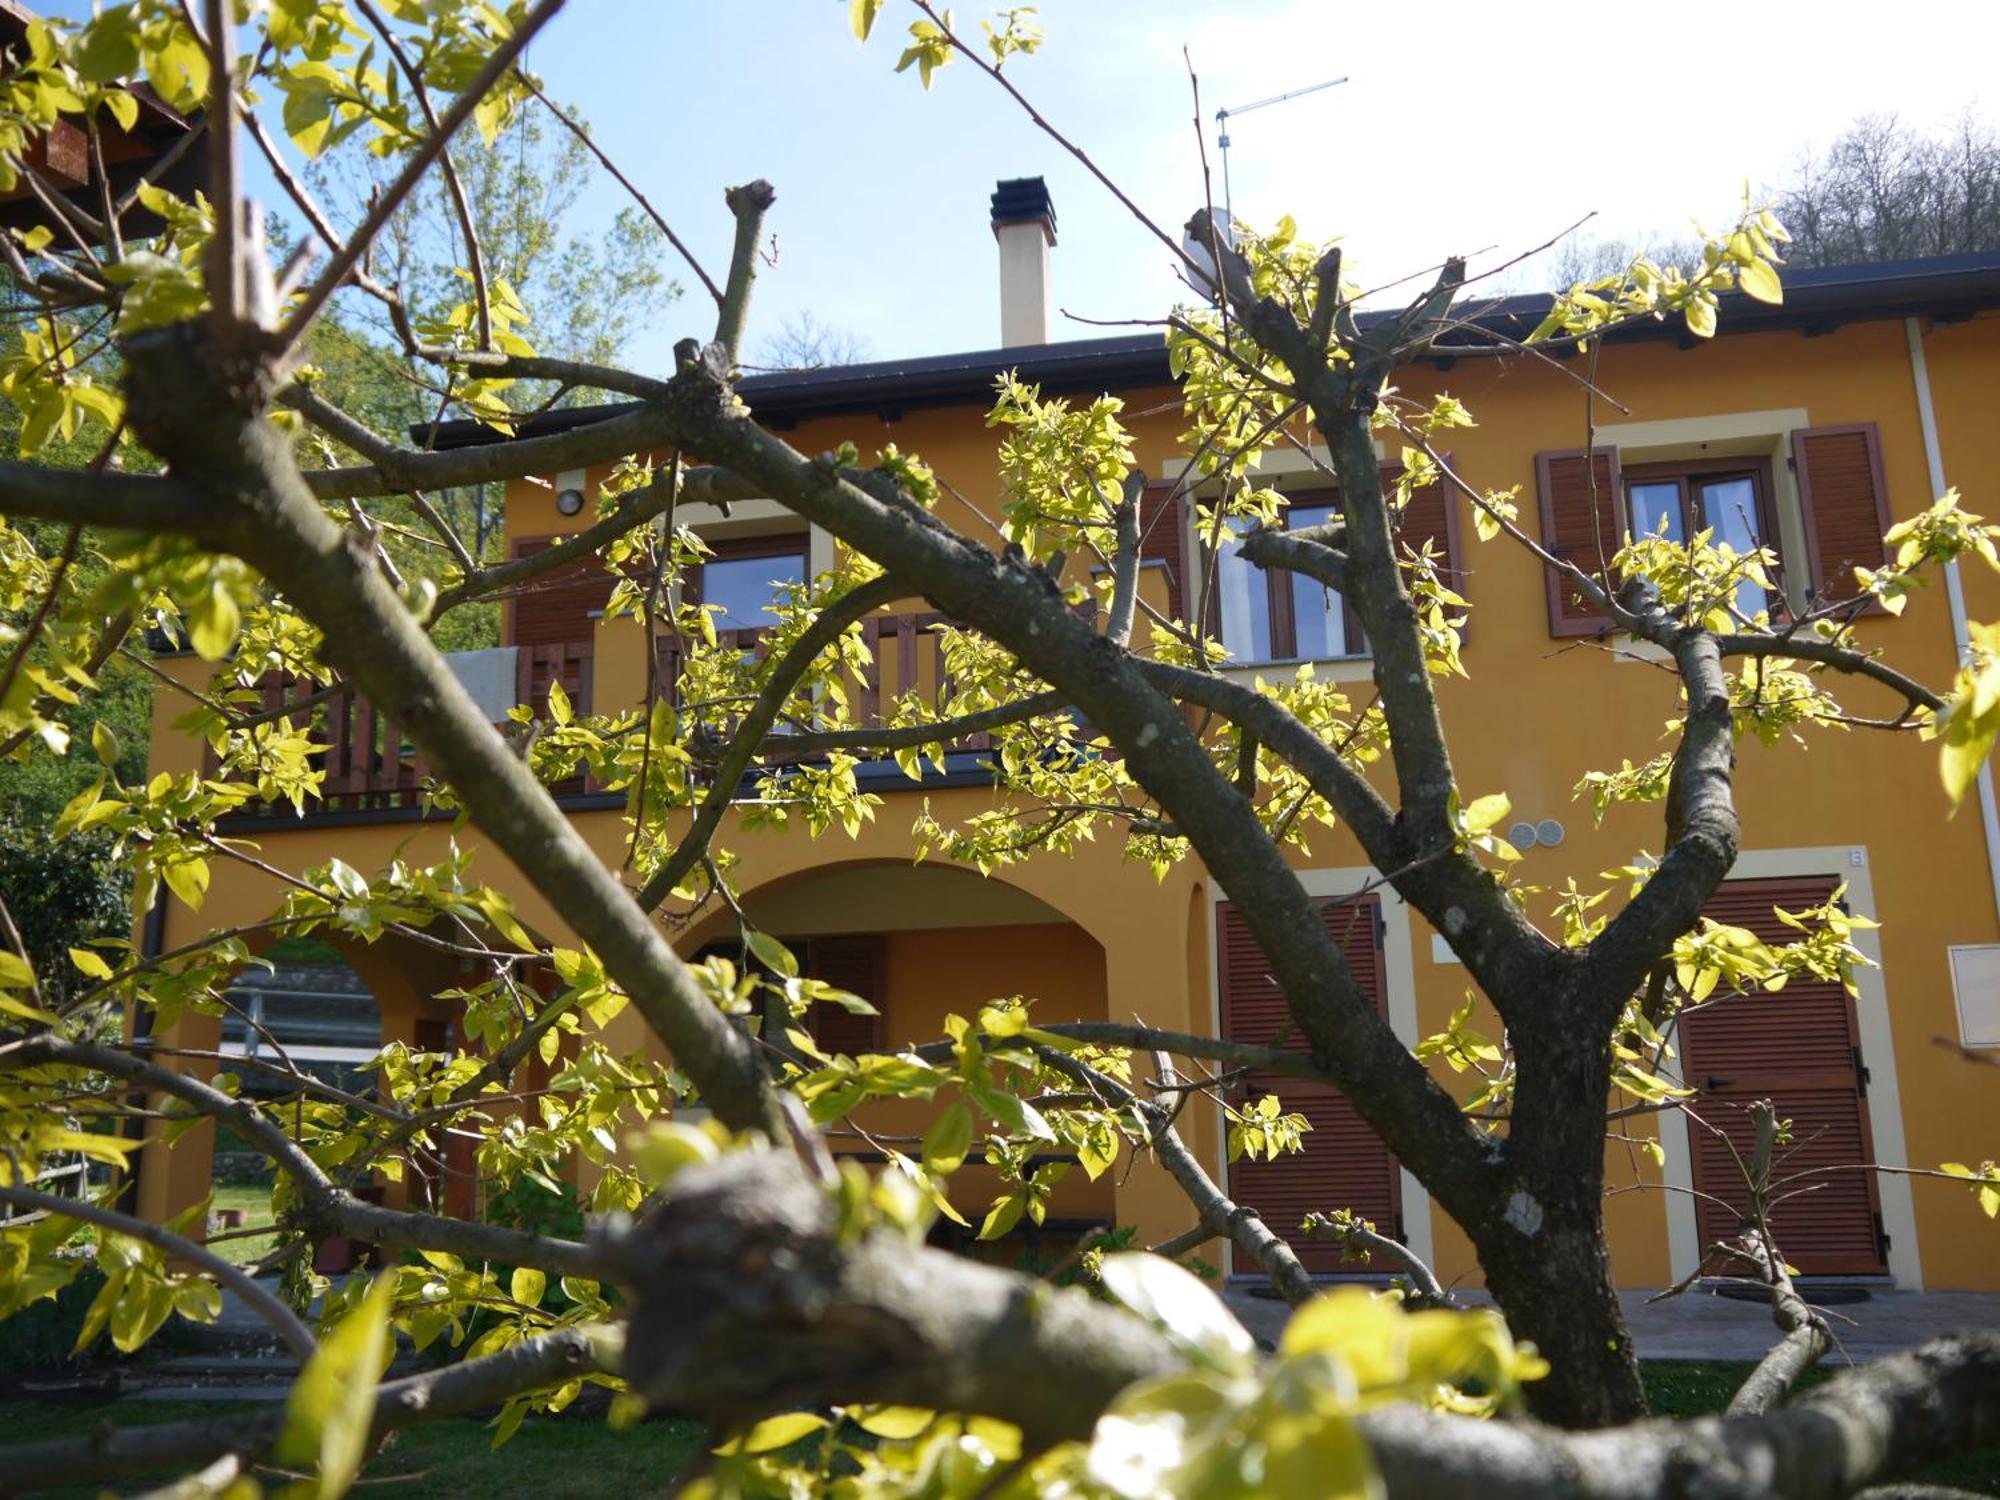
[555,487,586,517]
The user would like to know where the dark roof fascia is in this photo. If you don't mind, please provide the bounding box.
[417,251,2000,451]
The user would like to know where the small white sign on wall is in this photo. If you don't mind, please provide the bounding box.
[1949,944,2000,1048]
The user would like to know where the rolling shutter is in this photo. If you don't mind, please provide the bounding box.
[1791,424,1891,610]
[809,934,886,1056]
[1533,447,1624,637]
[1386,458,1467,639]
[508,536,616,649]
[1139,482,1190,622]
[1218,895,1402,1272]
[1679,876,1886,1276]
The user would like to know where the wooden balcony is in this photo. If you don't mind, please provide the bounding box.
[210,607,1025,827]
[212,641,592,825]
[653,608,998,756]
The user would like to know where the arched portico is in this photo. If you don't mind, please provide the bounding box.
[675,855,1208,1249]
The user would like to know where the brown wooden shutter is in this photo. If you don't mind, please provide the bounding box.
[1533,447,1623,637]
[1679,876,1886,1276]
[1139,482,1190,622]
[1386,458,1467,639]
[1217,896,1402,1272]
[1791,424,1891,610]
[808,934,885,1056]
[508,537,616,648]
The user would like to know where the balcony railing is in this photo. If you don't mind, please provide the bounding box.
[213,641,592,822]
[210,606,1042,825]
[652,609,994,756]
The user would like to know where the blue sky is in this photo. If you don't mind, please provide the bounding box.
[43,1,2000,372]
[509,0,1999,374]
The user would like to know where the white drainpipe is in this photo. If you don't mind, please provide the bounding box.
[1906,315,2000,928]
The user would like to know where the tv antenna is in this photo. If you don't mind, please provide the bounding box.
[1215,76,1349,233]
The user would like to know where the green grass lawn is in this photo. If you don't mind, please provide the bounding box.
[203,1183,278,1269]
[3,1398,706,1499]
[3,1363,1993,1497]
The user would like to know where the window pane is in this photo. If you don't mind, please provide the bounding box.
[1628,480,1683,542]
[1286,504,1349,658]
[1698,476,1766,619]
[1217,523,1273,663]
[703,551,806,632]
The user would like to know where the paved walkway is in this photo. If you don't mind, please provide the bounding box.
[1222,1283,2000,1363]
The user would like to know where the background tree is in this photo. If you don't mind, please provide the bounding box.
[0,4,1998,1496]
[303,106,681,626]
[1525,108,1999,292]
[755,308,873,370]
[1773,110,2000,266]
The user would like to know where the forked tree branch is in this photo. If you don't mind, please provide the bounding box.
[634,571,908,910]
[277,0,569,352]
[0,1034,608,1277]
[121,319,787,1142]
[658,353,1503,1225]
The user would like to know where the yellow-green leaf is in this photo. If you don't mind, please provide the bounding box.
[277,1272,396,1498]
[743,929,798,978]
[1737,257,1782,305]
[69,947,114,980]
[716,1411,826,1454]
[922,1098,974,1174]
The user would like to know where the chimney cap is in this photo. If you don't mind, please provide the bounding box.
[990,176,1057,244]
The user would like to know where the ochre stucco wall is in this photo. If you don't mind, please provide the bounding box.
[136,307,2000,1291]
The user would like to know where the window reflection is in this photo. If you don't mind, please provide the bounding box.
[702,550,806,633]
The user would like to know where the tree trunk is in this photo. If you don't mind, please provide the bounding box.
[1474,1015,1651,1428]
[1479,1205,1648,1427]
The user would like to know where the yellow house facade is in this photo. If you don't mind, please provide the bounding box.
[133,185,2000,1296]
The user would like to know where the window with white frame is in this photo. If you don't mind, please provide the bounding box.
[1214,490,1365,663]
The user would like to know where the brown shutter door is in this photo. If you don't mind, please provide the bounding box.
[1533,447,1623,637]
[1139,482,1190,622]
[809,934,885,1056]
[1218,896,1402,1272]
[1386,458,1467,639]
[508,537,617,648]
[1791,424,1891,609]
[1679,877,1886,1276]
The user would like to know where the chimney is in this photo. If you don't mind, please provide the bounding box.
[990,176,1057,347]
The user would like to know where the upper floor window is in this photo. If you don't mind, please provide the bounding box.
[690,535,809,637]
[1624,457,1777,621]
[1216,491,1364,663]
[1535,423,1893,638]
